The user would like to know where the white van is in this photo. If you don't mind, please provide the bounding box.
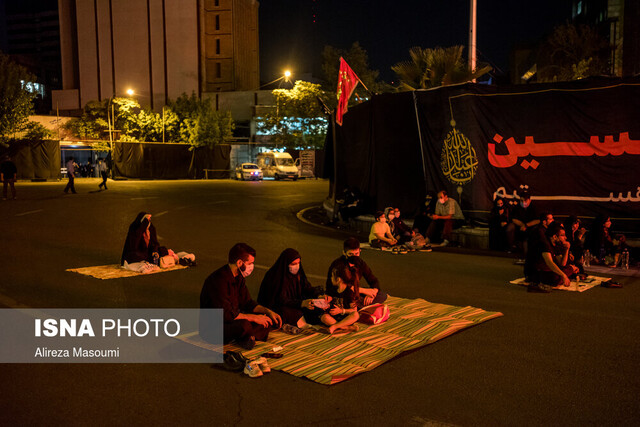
[256,151,299,180]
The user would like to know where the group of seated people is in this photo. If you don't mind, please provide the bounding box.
[489,192,631,268]
[199,238,388,349]
[369,190,465,252]
[522,210,631,292]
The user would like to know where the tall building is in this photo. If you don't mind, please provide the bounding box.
[572,0,640,76]
[54,0,259,113]
[0,0,61,113]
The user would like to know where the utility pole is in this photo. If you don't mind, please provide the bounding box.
[469,0,477,74]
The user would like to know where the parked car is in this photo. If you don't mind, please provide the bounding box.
[235,163,263,180]
[256,151,298,180]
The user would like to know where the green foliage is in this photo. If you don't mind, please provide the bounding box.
[391,46,492,91]
[0,52,36,146]
[321,42,390,104]
[23,121,54,141]
[537,23,610,82]
[168,93,234,149]
[256,80,328,149]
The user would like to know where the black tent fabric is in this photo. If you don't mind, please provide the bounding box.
[113,142,231,179]
[327,77,640,227]
[0,140,60,179]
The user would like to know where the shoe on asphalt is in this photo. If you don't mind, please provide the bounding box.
[253,356,271,373]
[223,351,247,372]
[380,246,390,251]
[238,335,256,350]
[282,324,302,335]
[440,239,450,247]
[419,245,433,252]
[527,283,552,293]
[243,361,263,378]
[514,259,526,265]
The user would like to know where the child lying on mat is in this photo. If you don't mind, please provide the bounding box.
[120,212,196,273]
[310,264,359,334]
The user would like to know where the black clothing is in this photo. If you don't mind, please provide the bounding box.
[524,224,551,282]
[392,217,412,243]
[200,264,264,343]
[257,248,321,325]
[489,205,510,250]
[0,160,17,178]
[120,212,160,265]
[413,197,436,237]
[326,256,387,308]
[99,171,108,189]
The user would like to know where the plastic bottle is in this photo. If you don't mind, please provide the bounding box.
[621,249,629,269]
[583,249,590,267]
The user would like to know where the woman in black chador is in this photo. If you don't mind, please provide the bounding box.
[120,212,160,266]
[257,248,322,328]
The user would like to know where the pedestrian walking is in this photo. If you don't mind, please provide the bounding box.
[64,157,78,194]
[1,154,17,200]
[98,158,109,190]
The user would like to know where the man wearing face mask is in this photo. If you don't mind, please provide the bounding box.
[506,191,539,263]
[199,243,282,349]
[326,237,387,307]
[426,190,465,246]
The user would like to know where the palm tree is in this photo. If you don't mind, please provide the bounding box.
[391,46,492,91]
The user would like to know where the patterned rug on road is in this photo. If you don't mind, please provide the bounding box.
[175,296,503,385]
[509,275,610,292]
[66,263,187,280]
[585,265,640,277]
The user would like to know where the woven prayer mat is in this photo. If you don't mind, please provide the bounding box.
[66,264,187,280]
[509,275,610,292]
[175,296,502,385]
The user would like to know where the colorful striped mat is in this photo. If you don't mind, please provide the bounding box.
[175,296,503,385]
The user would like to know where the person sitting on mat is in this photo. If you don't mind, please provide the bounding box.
[257,248,326,331]
[318,264,360,334]
[199,243,282,349]
[528,223,576,292]
[326,237,388,308]
[369,210,398,250]
[121,212,161,271]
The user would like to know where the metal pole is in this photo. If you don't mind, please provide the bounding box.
[469,0,477,74]
[162,107,165,143]
[331,111,338,222]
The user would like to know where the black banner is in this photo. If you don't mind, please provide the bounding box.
[328,77,640,228]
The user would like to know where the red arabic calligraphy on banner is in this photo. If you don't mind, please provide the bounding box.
[488,132,640,169]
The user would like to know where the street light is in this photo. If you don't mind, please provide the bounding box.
[260,70,293,89]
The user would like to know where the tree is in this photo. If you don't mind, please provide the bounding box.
[168,93,234,149]
[537,23,610,82]
[256,80,328,149]
[391,46,492,91]
[0,52,36,146]
[322,42,390,101]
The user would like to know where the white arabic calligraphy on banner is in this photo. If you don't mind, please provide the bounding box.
[493,186,640,203]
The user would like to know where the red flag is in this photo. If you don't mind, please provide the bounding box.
[336,57,360,126]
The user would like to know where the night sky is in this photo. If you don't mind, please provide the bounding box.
[259,0,574,84]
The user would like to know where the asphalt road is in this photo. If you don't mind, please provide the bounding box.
[1,178,639,426]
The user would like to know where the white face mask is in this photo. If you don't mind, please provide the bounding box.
[288,264,300,275]
[240,261,254,277]
[438,198,445,204]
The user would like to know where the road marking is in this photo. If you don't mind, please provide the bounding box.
[130,197,158,200]
[155,211,168,217]
[15,209,43,217]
